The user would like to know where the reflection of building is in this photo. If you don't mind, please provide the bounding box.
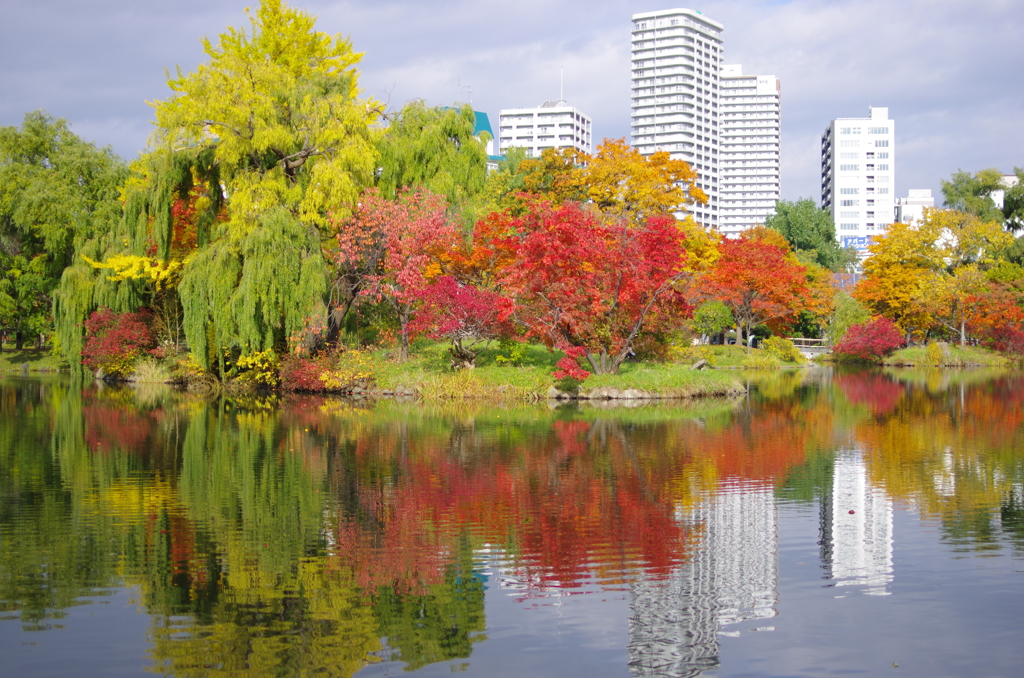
[819,448,893,595]
[627,483,778,676]
[821,107,895,256]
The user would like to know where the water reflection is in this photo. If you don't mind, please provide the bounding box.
[1,368,1024,676]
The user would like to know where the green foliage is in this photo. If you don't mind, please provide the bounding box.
[828,291,870,345]
[765,198,857,271]
[494,337,528,366]
[180,208,328,370]
[0,111,127,349]
[692,300,734,339]
[942,168,1009,225]
[762,336,804,363]
[376,101,489,217]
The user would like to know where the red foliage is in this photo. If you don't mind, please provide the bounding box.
[835,372,905,415]
[279,355,333,392]
[408,276,513,359]
[965,285,1024,353]
[553,346,591,383]
[834,316,905,361]
[494,201,690,372]
[80,308,157,377]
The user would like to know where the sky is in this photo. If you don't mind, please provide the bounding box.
[2,0,1022,205]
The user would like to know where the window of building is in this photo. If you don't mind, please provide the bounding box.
[878,152,889,159]
[878,187,890,194]
[879,164,889,171]
[840,199,859,207]
[840,223,857,230]
[840,211,859,218]
[839,164,860,171]
[875,140,889,148]
[840,187,859,195]
[868,127,889,134]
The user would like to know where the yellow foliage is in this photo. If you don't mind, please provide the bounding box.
[83,254,182,290]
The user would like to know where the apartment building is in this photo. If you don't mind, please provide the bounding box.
[630,8,723,229]
[498,100,593,157]
[719,65,781,235]
[821,107,895,253]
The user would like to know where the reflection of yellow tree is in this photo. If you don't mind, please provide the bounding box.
[852,378,1024,549]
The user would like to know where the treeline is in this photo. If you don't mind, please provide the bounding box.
[2,0,1023,382]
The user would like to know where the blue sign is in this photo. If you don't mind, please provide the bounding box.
[842,235,876,251]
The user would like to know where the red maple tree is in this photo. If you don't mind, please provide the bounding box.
[335,188,458,361]
[495,200,691,374]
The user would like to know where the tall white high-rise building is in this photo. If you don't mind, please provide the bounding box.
[821,107,895,254]
[497,100,593,158]
[631,9,723,229]
[719,65,781,235]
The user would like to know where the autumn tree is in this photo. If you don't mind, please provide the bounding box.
[335,188,458,362]
[856,208,1012,342]
[700,231,809,352]
[497,201,691,374]
[55,0,380,373]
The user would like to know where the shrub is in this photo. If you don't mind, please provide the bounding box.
[234,349,280,388]
[280,350,376,392]
[834,317,905,361]
[553,346,590,392]
[742,353,781,370]
[762,336,804,363]
[81,308,156,378]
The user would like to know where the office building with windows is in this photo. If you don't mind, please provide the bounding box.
[630,8,723,229]
[821,107,895,254]
[719,65,781,235]
[498,100,593,158]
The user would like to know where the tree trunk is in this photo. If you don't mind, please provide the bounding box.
[15,330,23,350]
[959,318,966,348]
[745,323,753,354]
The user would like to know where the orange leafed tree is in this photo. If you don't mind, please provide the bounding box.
[700,231,810,352]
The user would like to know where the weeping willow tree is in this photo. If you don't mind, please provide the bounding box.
[376,100,489,215]
[55,0,380,373]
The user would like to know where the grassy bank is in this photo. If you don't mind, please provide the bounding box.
[884,344,1008,367]
[368,340,745,400]
[0,346,67,372]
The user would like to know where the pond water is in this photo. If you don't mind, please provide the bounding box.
[1,368,1023,677]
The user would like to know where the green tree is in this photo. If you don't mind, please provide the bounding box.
[0,112,126,349]
[765,198,856,272]
[691,300,734,343]
[376,100,489,215]
[941,167,1023,228]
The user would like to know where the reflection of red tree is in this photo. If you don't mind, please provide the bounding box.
[324,417,696,596]
[836,372,905,415]
[697,406,815,482]
[82,391,164,455]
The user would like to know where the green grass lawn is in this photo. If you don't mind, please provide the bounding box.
[0,345,67,372]
[367,339,745,400]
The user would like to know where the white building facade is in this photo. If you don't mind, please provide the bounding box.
[719,65,781,236]
[894,188,935,225]
[497,100,592,158]
[821,107,895,254]
[630,9,723,229]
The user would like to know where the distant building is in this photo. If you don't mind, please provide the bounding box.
[821,107,895,254]
[470,109,504,171]
[497,100,593,158]
[630,8,724,230]
[894,189,934,225]
[719,65,781,236]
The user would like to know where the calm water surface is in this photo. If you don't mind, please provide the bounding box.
[1,368,1023,677]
